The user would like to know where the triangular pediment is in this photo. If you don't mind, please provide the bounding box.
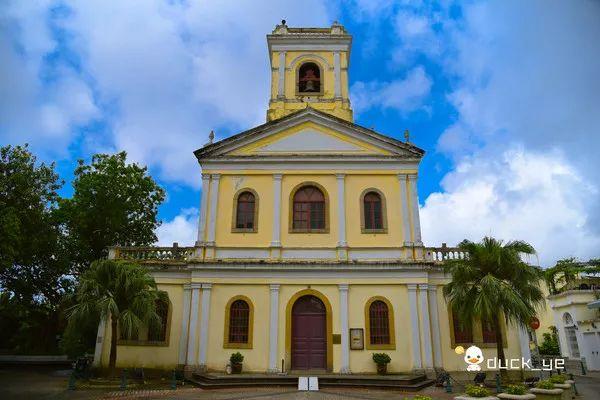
[195,108,424,160]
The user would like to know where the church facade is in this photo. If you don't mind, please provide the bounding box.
[94,22,535,374]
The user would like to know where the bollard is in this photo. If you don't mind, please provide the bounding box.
[120,368,128,391]
[569,373,578,396]
[495,373,501,393]
[68,371,77,390]
[171,369,177,390]
[445,376,453,393]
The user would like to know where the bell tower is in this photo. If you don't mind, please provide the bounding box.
[266,21,353,122]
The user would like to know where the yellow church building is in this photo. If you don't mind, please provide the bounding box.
[94,22,536,377]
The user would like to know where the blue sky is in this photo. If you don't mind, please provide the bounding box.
[1,1,599,266]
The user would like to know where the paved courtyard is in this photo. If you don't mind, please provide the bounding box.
[1,367,599,400]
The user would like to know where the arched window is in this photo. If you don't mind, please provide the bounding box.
[224,296,254,348]
[232,189,258,232]
[365,297,395,349]
[360,189,387,233]
[297,62,321,94]
[452,311,473,344]
[292,185,327,232]
[148,297,170,342]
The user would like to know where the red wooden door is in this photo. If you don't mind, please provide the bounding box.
[291,295,327,370]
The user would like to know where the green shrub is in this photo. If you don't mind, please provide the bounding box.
[505,384,527,395]
[412,396,433,400]
[536,379,555,390]
[465,384,491,397]
[372,353,391,365]
[538,332,561,356]
[549,374,567,384]
[230,352,244,364]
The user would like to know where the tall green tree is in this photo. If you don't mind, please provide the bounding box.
[59,152,165,273]
[443,237,545,372]
[68,260,166,372]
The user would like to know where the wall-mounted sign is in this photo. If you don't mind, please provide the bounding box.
[350,328,364,350]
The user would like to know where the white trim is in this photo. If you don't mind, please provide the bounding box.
[271,44,349,51]
[518,326,532,361]
[178,284,192,365]
[408,174,423,246]
[281,248,338,259]
[268,284,280,373]
[215,248,271,259]
[348,248,403,260]
[333,51,341,98]
[407,284,422,369]
[187,284,201,366]
[277,51,286,98]
[92,317,106,367]
[419,284,434,369]
[196,174,211,245]
[198,283,212,370]
[271,174,283,248]
[339,284,351,374]
[201,160,419,171]
[427,285,443,368]
[287,53,332,70]
[336,174,347,248]
[398,174,412,248]
[206,174,220,246]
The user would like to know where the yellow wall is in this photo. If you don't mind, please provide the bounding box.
[100,280,531,373]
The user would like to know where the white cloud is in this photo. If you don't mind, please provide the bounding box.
[156,208,198,246]
[421,147,600,266]
[351,66,432,114]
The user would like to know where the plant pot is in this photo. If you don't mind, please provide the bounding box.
[454,396,499,400]
[529,388,563,400]
[231,362,242,374]
[376,363,387,375]
[553,383,572,400]
[498,393,536,400]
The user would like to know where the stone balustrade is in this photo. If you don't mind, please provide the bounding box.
[424,243,467,262]
[108,244,195,263]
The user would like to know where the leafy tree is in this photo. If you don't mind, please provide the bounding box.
[68,260,166,372]
[443,237,545,375]
[538,328,560,356]
[59,152,165,273]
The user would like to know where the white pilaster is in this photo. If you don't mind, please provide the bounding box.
[271,174,283,258]
[408,174,423,246]
[518,326,532,361]
[195,174,211,245]
[178,284,192,366]
[336,173,347,248]
[427,285,443,368]
[92,317,106,367]
[198,283,212,370]
[268,284,280,373]
[407,284,422,370]
[339,284,351,374]
[277,51,286,98]
[186,283,201,366]
[205,174,220,259]
[333,51,341,99]
[398,174,413,247]
[419,284,434,369]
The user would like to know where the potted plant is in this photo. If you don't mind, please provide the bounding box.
[530,379,563,400]
[372,353,391,375]
[549,375,573,400]
[498,384,536,400]
[454,384,499,400]
[230,352,244,374]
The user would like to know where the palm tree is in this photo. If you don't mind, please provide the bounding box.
[68,259,166,373]
[443,237,545,373]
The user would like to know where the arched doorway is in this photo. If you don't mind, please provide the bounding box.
[291,295,327,370]
[563,312,580,358]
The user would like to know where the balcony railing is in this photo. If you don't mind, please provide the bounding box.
[109,244,195,262]
[424,243,467,262]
